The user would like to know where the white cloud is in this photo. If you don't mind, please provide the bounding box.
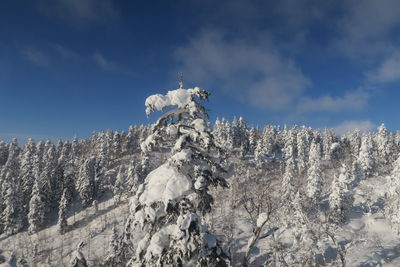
[333,120,375,135]
[54,44,80,60]
[367,52,400,83]
[335,0,400,62]
[174,30,311,110]
[297,90,369,112]
[21,48,49,66]
[93,52,132,74]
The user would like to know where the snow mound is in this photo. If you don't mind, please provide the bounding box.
[139,164,192,206]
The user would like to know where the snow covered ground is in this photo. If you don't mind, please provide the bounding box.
[2,165,400,266]
[0,196,129,266]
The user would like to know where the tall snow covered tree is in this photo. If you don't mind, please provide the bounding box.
[123,85,229,266]
[0,139,21,218]
[19,138,36,223]
[376,123,393,168]
[1,172,23,235]
[28,177,46,234]
[358,133,375,178]
[113,166,126,204]
[306,141,323,204]
[281,145,298,202]
[297,127,311,174]
[328,165,353,224]
[39,142,58,208]
[385,155,400,234]
[77,157,97,207]
[58,188,69,234]
[0,141,9,166]
[213,118,233,152]
[113,131,122,159]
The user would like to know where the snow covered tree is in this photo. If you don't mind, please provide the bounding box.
[58,188,69,234]
[0,138,21,222]
[288,192,320,266]
[248,127,259,155]
[358,133,375,177]
[385,154,400,234]
[19,138,36,222]
[213,118,233,152]
[376,123,393,168]
[112,131,122,159]
[322,129,335,160]
[350,160,364,188]
[77,157,97,207]
[297,127,310,174]
[124,85,229,266]
[113,166,126,204]
[125,125,137,153]
[39,142,58,208]
[103,224,124,266]
[348,129,361,160]
[0,141,8,166]
[1,172,23,235]
[306,141,323,204]
[328,165,353,224]
[28,177,46,234]
[231,117,249,154]
[281,148,297,201]
[283,128,297,161]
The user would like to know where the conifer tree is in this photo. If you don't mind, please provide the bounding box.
[1,172,23,235]
[329,165,353,224]
[281,147,297,201]
[20,138,36,221]
[77,157,97,207]
[358,133,375,177]
[28,177,46,234]
[306,141,323,204]
[0,141,9,166]
[58,188,69,234]
[376,123,393,168]
[113,131,122,159]
[124,84,229,266]
[385,155,400,234]
[113,166,126,204]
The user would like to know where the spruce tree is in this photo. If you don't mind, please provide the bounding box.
[306,141,323,204]
[20,138,36,217]
[28,177,46,234]
[77,157,97,207]
[124,84,229,266]
[58,188,69,234]
[113,166,126,204]
[1,172,23,235]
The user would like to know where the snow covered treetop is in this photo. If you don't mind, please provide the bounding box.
[141,86,213,154]
[144,87,209,116]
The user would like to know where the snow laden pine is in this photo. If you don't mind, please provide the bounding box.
[124,86,229,266]
[306,141,323,204]
[385,154,400,234]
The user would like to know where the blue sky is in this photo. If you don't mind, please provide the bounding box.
[2,0,400,142]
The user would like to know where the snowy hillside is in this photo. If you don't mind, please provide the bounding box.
[2,86,400,266]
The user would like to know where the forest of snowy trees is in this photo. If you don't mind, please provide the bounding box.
[2,86,400,266]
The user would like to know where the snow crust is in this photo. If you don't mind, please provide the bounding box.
[138,163,192,206]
